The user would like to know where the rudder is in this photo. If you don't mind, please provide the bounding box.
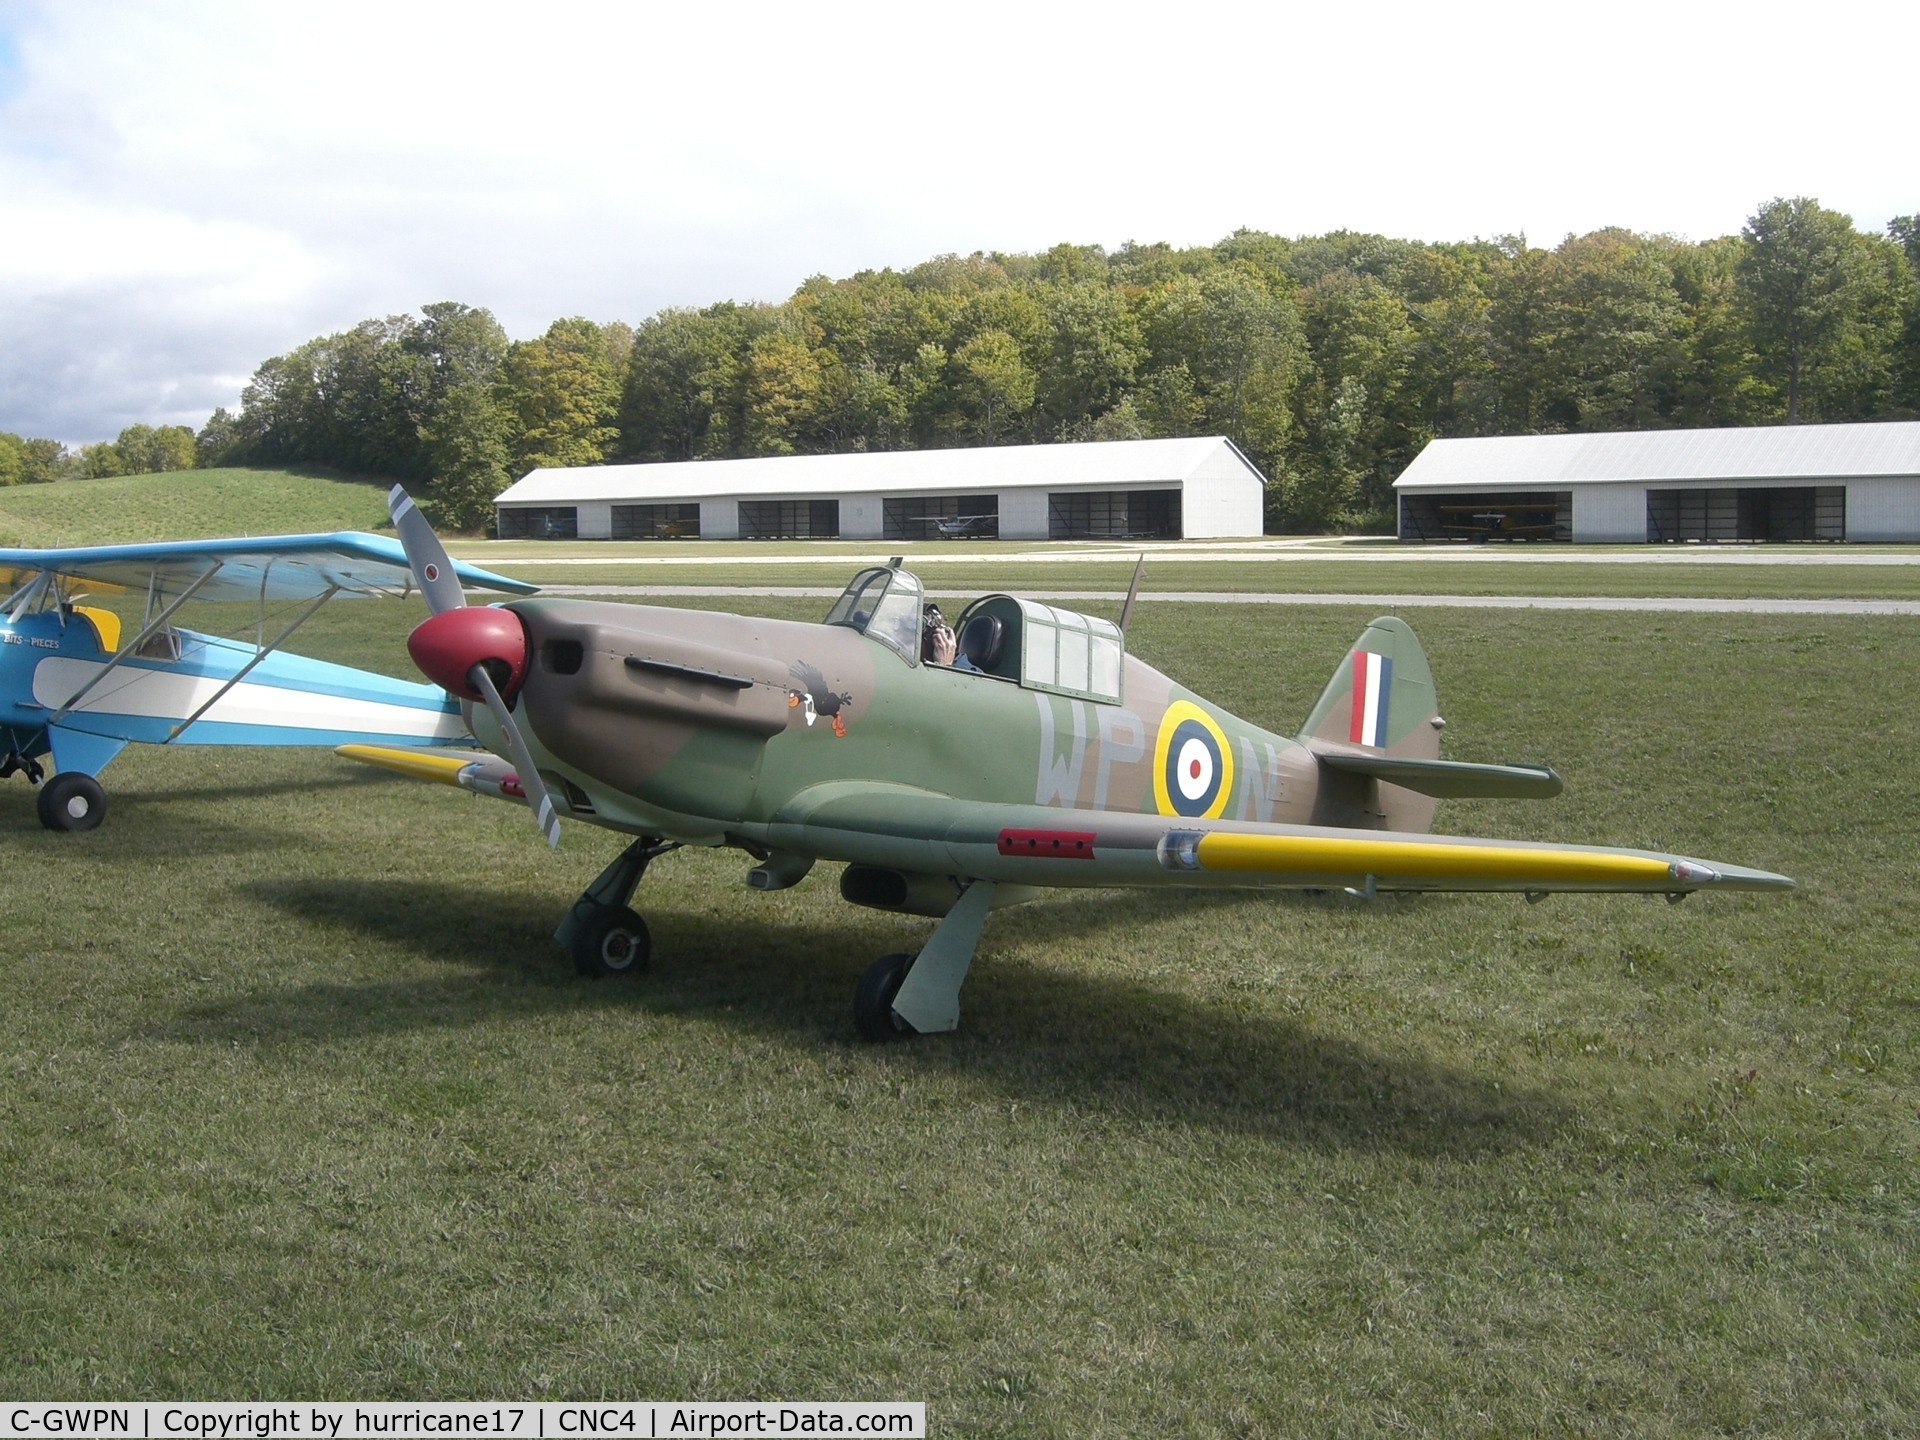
[1299,617,1439,759]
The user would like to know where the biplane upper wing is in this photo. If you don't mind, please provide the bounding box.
[763,782,1793,897]
[0,532,536,602]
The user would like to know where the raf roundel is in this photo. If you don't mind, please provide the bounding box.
[1152,700,1234,819]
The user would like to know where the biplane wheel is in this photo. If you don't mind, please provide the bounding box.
[854,951,917,1042]
[572,905,650,977]
[37,772,106,833]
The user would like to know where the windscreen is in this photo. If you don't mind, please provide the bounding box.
[824,568,892,628]
[824,566,924,663]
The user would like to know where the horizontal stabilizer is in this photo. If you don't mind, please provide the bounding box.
[1314,749,1563,800]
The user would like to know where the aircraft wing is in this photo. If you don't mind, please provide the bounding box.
[764,782,1793,898]
[336,743,525,801]
[0,531,536,603]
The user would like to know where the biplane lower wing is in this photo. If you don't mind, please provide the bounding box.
[34,632,468,747]
[761,782,1793,897]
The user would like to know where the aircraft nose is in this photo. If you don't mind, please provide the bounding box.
[407,606,529,701]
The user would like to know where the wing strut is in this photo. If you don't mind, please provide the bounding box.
[46,562,223,726]
[6,571,49,620]
[163,583,341,743]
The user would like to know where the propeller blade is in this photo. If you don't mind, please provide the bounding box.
[469,661,561,849]
[387,485,468,616]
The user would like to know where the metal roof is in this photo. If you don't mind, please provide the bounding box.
[496,436,1261,505]
[1394,421,1920,491]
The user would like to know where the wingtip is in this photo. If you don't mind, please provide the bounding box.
[1691,860,1796,892]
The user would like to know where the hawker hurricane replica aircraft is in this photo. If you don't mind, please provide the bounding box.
[352,487,1791,1040]
[1,533,535,830]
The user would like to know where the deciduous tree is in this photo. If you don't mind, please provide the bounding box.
[1738,197,1864,422]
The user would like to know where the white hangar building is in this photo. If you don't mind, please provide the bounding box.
[492,436,1267,542]
[1393,420,1920,543]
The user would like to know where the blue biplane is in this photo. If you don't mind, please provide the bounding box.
[1,532,535,831]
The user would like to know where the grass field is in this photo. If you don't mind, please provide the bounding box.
[3,577,1916,1432]
[473,558,1920,601]
[0,468,392,547]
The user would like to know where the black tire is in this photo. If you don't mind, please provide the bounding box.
[854,951,917,1042]
[572,905,651,977]
[37,772,106,833]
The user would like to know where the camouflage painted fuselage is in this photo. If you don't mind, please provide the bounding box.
[482,597,1451,899]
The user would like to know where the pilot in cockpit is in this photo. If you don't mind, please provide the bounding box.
[921,603,978,672]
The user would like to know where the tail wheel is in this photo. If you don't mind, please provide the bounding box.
[854,951,918,1041]
[37,772,106,833]
[572,905,650,977]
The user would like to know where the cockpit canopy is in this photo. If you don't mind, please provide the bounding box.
[956,595,1123,703]
[824,566,925,662]
[824,566,1124,703]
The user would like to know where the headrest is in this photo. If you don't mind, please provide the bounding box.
[958,613,1005,669]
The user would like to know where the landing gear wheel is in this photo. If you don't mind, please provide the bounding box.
[37,772,106,833]
[855,951,918,1042]
[571,905,650,977]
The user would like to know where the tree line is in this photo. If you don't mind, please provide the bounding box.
[7,196,1917,532]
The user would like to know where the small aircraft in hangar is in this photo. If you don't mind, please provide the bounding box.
[0,533,535,830]
[350,487,1792,1040]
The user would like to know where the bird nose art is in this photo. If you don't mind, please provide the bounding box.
[407,606,530,701]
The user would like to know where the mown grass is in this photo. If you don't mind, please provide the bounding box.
[2,588,1915,1432]
[0,468,392,547]
[492,558,1920,601]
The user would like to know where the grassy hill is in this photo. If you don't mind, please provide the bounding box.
[0,467,393,548]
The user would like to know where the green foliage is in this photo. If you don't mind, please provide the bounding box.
[502,317,621,472]
[0,432,67,486]
[1738,198,1875,423]
[421,384,515,532]
[191,197,1920,537]
[617,307,742,461]
[196,407,239,466]
[65,424,201,480]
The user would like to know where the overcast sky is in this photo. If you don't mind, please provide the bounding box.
[1,0,1913,445]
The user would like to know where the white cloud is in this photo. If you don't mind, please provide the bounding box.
[0,0,1914,441]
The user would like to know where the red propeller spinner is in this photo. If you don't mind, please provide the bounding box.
[407,606,529,701]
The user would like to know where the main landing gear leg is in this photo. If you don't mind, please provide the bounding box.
[0,751,45,786]
[555,836,678,978]
[855,879,997,1041]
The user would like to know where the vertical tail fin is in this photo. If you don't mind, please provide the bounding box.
[1299,616,1439,756]
[1299,617,1442,833]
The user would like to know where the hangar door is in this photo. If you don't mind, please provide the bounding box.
[884,494,998,540]
[497,507,578,539]
[1049,489,1181,539]
[738,499,840,539]
[1398,491,1571,542]
[611,503,701,539]
[1646,487,1844,542]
